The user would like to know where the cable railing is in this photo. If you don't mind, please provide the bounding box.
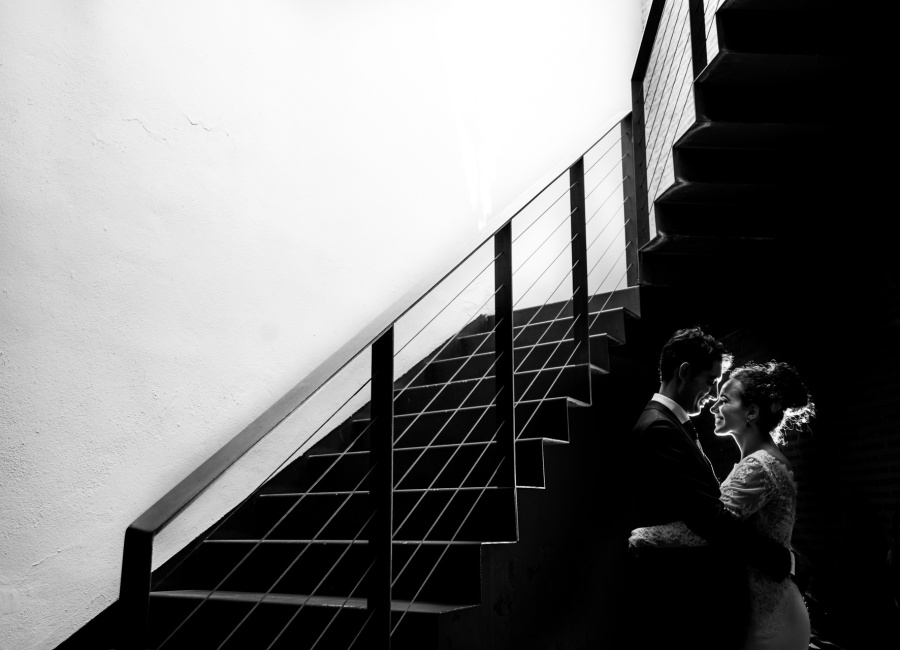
[630,0,714,247]
[114,3,741,635]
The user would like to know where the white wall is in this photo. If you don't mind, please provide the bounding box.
[0,1,641,647]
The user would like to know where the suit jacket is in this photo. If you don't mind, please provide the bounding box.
[629,400,791,581]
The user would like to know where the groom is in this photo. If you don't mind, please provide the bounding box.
[626,327,793,650]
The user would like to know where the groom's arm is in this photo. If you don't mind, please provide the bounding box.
[634,418,791,581]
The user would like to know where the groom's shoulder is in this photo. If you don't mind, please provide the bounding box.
[632,401,676,433]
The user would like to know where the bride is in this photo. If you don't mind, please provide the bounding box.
[630,360,815,650]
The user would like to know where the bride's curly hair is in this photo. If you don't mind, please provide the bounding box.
[729,360,815,444]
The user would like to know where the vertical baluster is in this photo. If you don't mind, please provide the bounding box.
[630,0,663,251]
[368,328,394,650]
[620,116,640,287]
[493,224,516,488]
[630,80,651,252]
[688,0,708,79]
[568,158,590,364]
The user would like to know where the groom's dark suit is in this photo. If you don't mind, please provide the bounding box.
[627,400,792,650]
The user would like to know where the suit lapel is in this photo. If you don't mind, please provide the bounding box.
[647,401,717,477]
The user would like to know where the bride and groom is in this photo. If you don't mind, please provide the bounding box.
[627,327,814,650]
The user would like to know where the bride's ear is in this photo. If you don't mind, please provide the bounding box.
[746,403,760,423]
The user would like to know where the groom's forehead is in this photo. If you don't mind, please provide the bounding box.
[696,360,723,379]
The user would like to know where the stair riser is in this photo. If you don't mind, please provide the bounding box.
[156,542,481,605]
[695,84,847,124]
[717,10,844,56]
[217,489,518,543]
[673,148,828,185]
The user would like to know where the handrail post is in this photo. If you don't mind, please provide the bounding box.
[688,0,708,79]
[568,158,591,364]
[493,225,516,488]
[119,526,152,649]
[630,79,651,253]
[620,116,640,286]
[368,327,394,650]
[629,0,665,253]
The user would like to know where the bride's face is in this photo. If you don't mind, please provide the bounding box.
[710,379,750,436]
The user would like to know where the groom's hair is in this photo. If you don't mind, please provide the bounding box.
[659,327,732,382]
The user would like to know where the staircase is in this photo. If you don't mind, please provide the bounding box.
[639,0,853,289]
[112,1,866,649]
[145,290,642,649]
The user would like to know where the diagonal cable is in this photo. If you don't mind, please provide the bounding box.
[394,251,499,359]
[391,454,505,636]
[583,136,623,177]
[511,181,576,245]
[151,374,376,593]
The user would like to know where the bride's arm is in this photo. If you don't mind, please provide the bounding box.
[719,456,774,520]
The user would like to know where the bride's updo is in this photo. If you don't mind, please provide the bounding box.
[729,360,815,444]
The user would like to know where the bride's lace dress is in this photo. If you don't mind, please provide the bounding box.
[629,450,811,650]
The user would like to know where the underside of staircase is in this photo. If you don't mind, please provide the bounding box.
[640,0,856,291]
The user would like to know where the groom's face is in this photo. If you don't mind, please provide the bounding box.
[683,360,723,416]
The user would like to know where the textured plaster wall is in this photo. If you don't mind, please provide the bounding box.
[0,1,641,648]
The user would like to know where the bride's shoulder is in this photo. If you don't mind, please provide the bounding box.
[754,448,793,474]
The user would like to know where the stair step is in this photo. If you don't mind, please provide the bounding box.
[672,121,839,184]
[653,180,805,239]
[503,288,641,326]
[214,487,518,543]
[445,307,627,360]
[268,436,550,492]
[641,232,777,256]
[149,590,468,650]
[152,589,473,613]
[154,539,482,606]
[347,396,578,451]
[415,333,610,384]
[389,363,593,415]
[695,51,851,123]
[716,1,844,56]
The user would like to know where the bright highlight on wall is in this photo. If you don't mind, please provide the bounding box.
[0,1,641,648]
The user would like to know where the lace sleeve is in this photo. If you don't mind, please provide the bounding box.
[719,455,775,520]
[629,521,707,548]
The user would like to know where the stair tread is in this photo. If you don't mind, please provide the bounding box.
[421,333,611,362]
[150,590,475,614]
[494,308,625,332]
[260,485,512,498]
[204,539,483,546]
[394,362,600,393]
[354,395,587,423]
[310,436,552,460]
